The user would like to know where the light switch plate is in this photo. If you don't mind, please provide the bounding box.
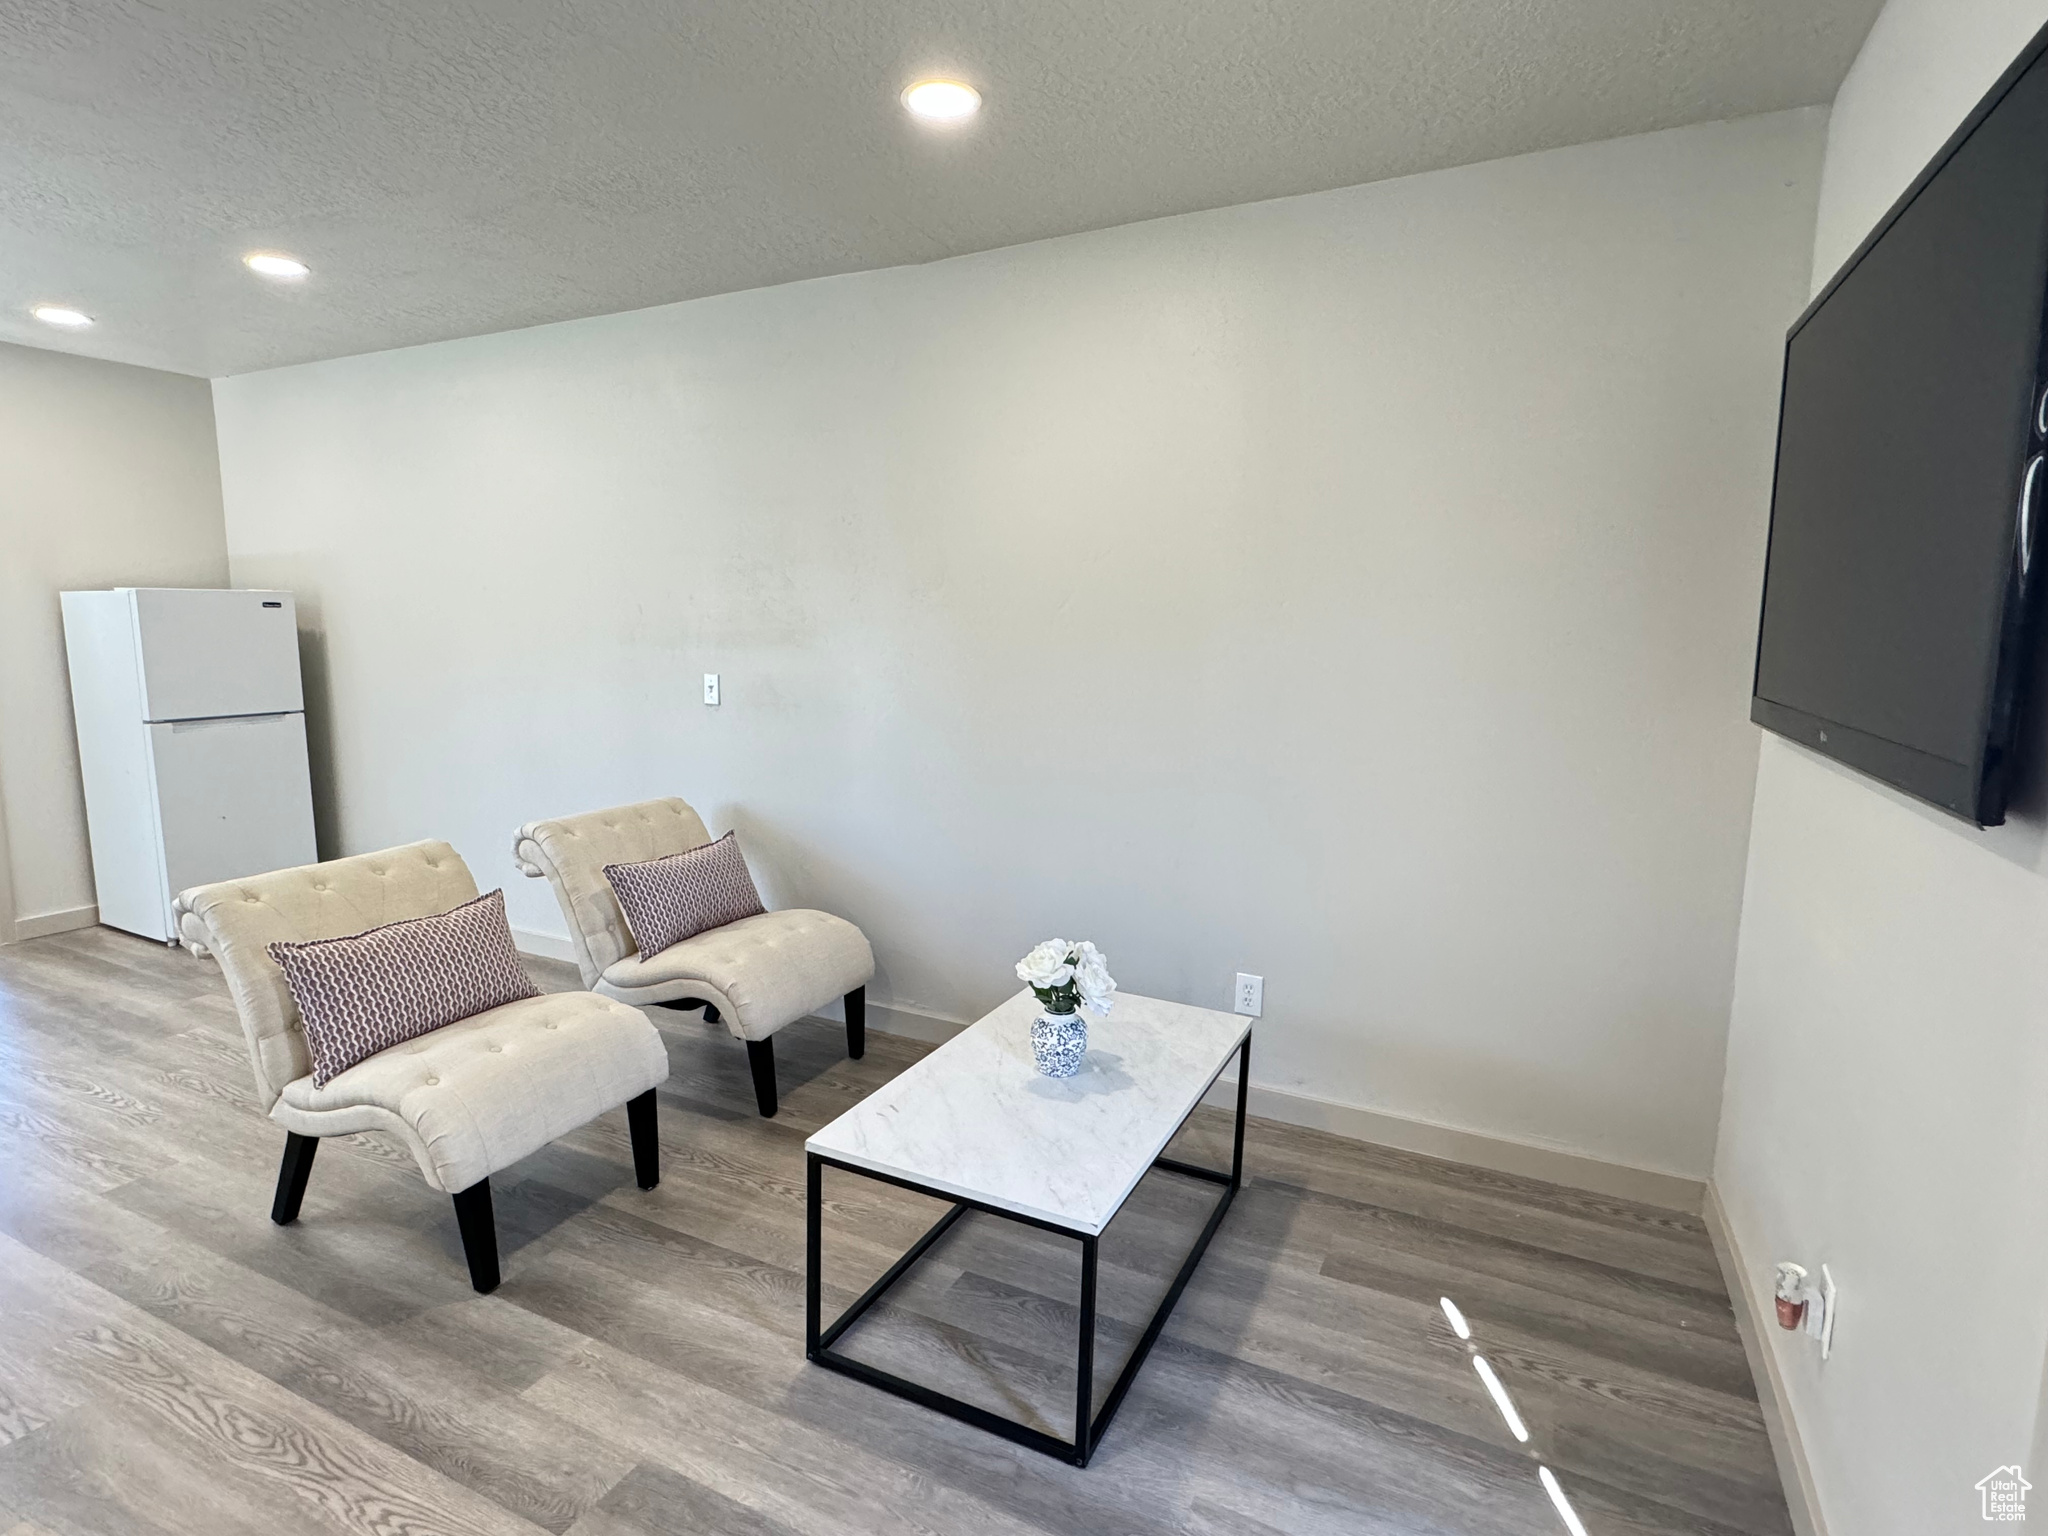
[703,673,720,705]
[1819,1264,1837,1359]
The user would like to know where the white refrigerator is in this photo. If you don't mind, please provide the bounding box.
[62,588,319,942]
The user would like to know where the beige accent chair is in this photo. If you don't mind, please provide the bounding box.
[173,840,670,1293]
[512,797,873,1118]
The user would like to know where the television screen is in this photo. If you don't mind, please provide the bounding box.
[1752,34,2048,825]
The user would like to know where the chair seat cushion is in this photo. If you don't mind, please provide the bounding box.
[598,908,874,1041]
[275,989,668,1193]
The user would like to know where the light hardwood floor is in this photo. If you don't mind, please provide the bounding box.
[0,926,1789,1536]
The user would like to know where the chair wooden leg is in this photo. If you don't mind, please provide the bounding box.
[845,985,866,1060]
[452,1178,500,1293]
[745,1037,778,1118]
[270,1133,318,1225]
[627,1088,659,1189]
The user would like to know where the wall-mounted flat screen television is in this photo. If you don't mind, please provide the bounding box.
[1752,27,2048,826]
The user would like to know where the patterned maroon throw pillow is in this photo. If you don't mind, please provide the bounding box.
[267,889,539,1086]
[604,830,766,957]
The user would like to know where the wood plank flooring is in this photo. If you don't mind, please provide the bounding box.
[0,926,1790,1536]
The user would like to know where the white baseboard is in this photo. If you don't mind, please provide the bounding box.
[840,995,1705,1212]
[1200,1074,1705,1212]
[12,904,99,943]
[512,928,579,965]
[1704,1182,1829,1536]
[863,1000,973,1045]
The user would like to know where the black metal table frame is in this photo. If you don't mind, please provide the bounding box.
[805,1031,1251,1468]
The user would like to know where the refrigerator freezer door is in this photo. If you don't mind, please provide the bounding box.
[132,588,305,722]
[147,713,318,928]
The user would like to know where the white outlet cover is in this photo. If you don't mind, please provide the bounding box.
[1234,973,1263,1017]
[1819,1264,1837,1360]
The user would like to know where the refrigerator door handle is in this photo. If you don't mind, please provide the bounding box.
[163,711,302,729]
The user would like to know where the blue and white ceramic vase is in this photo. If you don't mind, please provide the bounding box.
[1032,1008,1088,1078]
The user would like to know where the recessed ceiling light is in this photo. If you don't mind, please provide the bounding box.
[31,304,93,328]
[244,252,310,279]
[901,79,981,123]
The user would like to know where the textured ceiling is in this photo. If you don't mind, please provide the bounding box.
[1,0,1881,377]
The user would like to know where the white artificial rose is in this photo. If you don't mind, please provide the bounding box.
[1072,943,1116,1015]
[1016,939,1075,989]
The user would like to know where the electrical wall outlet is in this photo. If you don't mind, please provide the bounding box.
[703,673,720,705]
[1234,973,1263,1017]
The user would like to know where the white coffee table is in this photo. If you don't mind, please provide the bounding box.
[804,989,1252,1467]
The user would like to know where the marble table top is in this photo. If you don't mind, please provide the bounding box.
[806,989,1251,1236]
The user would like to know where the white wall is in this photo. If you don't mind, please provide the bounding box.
[0,341,227,937]
[214,108,1823,1181]
[1716,6,2048,1533]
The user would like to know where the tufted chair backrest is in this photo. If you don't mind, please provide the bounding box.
[512,797,714,985]
[172,841,481,1111]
